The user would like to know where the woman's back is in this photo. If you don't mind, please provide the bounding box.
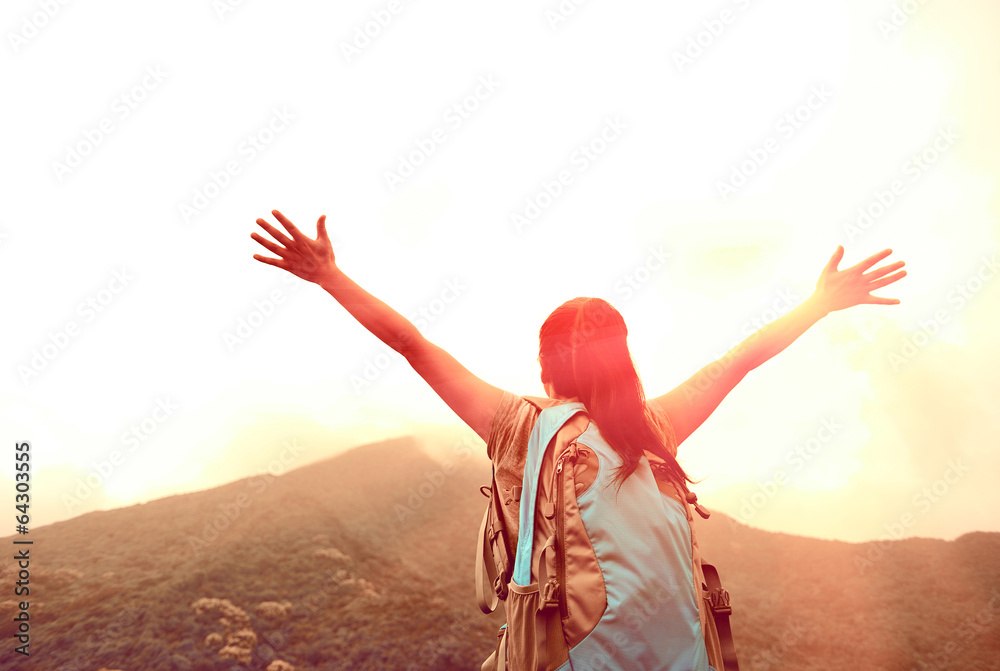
[509,400,712,671]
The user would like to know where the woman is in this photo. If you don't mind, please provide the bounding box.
[251,209,906,669]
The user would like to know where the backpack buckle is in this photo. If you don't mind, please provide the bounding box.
[494,570,509,600]
[708,587,731,616]
[540,578,560,610]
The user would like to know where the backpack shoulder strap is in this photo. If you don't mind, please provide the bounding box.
[702,562,739,671]
[667,479,741,671]
[477,467,512,614]
[511,402,587,587]
[476,396,577,614]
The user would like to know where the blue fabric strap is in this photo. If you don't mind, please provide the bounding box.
[511,402,586,587]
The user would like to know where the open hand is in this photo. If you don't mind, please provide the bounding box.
[251,210,335,284]
[813,246,907,313]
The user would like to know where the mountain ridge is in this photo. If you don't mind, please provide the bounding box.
[1,433,997,670]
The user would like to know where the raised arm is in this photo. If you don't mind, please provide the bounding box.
[650,245,906,446]
[251,210,505,442]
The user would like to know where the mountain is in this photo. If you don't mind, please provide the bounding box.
[1,433,997,670]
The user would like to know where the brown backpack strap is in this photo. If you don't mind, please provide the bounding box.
[477,503,500,613]
[497,625,508,671]
[477,470,513,614]
[702,562,739,671]
[668,478,740,670]
[534,533,566,671]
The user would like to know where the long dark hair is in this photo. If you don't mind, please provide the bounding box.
[539,297,693,491]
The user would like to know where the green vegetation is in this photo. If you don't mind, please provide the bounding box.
[1,435,997,670]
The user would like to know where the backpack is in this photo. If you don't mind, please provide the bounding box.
[476,400,740,671]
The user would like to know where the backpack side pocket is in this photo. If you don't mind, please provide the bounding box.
[506,578,567,671]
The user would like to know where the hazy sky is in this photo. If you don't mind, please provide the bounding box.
[3,0,998,544]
